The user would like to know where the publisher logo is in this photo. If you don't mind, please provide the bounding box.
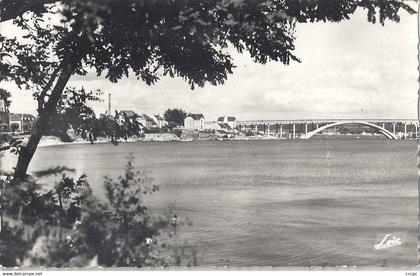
[374,233,401,250]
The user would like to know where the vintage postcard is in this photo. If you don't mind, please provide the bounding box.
[0,0,418,272]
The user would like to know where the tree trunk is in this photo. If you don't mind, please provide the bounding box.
[13,67,73,180]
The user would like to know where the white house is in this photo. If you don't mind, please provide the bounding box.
[120,110,137,119]
[217,116,237,129]
[119,110,137,125]
[213,122,236,138]
[152,114,167,128]
[204,121,217,130]
[9,113,36,132]
[137,114,156,129]
[184,114,205,131]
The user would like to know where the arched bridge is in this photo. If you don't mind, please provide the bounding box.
[300,121,398,139]
[236,119,417,139]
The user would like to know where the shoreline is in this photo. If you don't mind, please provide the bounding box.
[11,133,414,149]
[37,136,141,148]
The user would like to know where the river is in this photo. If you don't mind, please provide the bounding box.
[1,137,418,267]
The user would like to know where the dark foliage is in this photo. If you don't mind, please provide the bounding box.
[0,88,11,108]
[0,157,195,267]
[45,87,102,139]
[164,108,187,127]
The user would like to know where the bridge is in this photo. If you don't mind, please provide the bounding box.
[236,119,418,139]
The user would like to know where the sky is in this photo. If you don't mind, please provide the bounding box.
[1,8,418,121]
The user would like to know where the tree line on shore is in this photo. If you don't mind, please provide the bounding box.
[1,88,192,143]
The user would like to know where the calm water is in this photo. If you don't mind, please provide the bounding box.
[2,138,418,267]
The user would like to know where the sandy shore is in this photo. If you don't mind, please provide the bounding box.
[35,136,142,148]
[37,135,184,147]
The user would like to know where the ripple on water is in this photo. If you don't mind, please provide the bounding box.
[15,138,418,267]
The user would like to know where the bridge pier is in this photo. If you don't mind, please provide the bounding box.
[404,123,407,138]
[254,124,258,133]
[392,123,396,135]
[267,123,270,136]
[305,123,308,135]
[293,123,296,139]
[280,124,283,139]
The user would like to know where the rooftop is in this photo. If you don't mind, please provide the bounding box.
[218,116,236,122]
[140,114,155,122]
[218,123,232,130]
[154,114,164,121]
[120,110,137,117]
[187,113,204,120]
[9,113,36,121]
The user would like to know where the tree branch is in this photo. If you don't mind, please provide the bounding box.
[38,66,62,111]
[13,60,73,180]
[0,0,61,23]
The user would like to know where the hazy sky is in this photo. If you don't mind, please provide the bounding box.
[2,9,418,121]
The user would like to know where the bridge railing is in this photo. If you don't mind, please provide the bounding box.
[235,119,418,139]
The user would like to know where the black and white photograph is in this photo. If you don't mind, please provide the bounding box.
[0,0,418,271]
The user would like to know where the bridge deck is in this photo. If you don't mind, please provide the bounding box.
[237,119,417,125]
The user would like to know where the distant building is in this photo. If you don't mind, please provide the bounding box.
[215,122,232,131]
[204,121,216,130]
[119,110,138,124]
[0,99,9,131]
[215,128,235,139]
[118,111,159,131]
[214,121,236,138]
[120,110,137,118]
[137,114,156,129]
[9,113,36,132]
[217,116,237,129]
[184,113,205,131]
[152,114,167,128]
[99,113,114,120]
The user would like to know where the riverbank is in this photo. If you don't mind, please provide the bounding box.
[37,136,143,148]
[9,132,415,149]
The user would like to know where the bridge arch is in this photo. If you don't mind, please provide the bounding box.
[300,121,398,140]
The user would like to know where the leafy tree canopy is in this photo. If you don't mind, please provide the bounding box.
[0,88,11,108]
[164,108,187,126]
[1,0,416,92]
[0,0,415,178]
[10,122,19,132]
